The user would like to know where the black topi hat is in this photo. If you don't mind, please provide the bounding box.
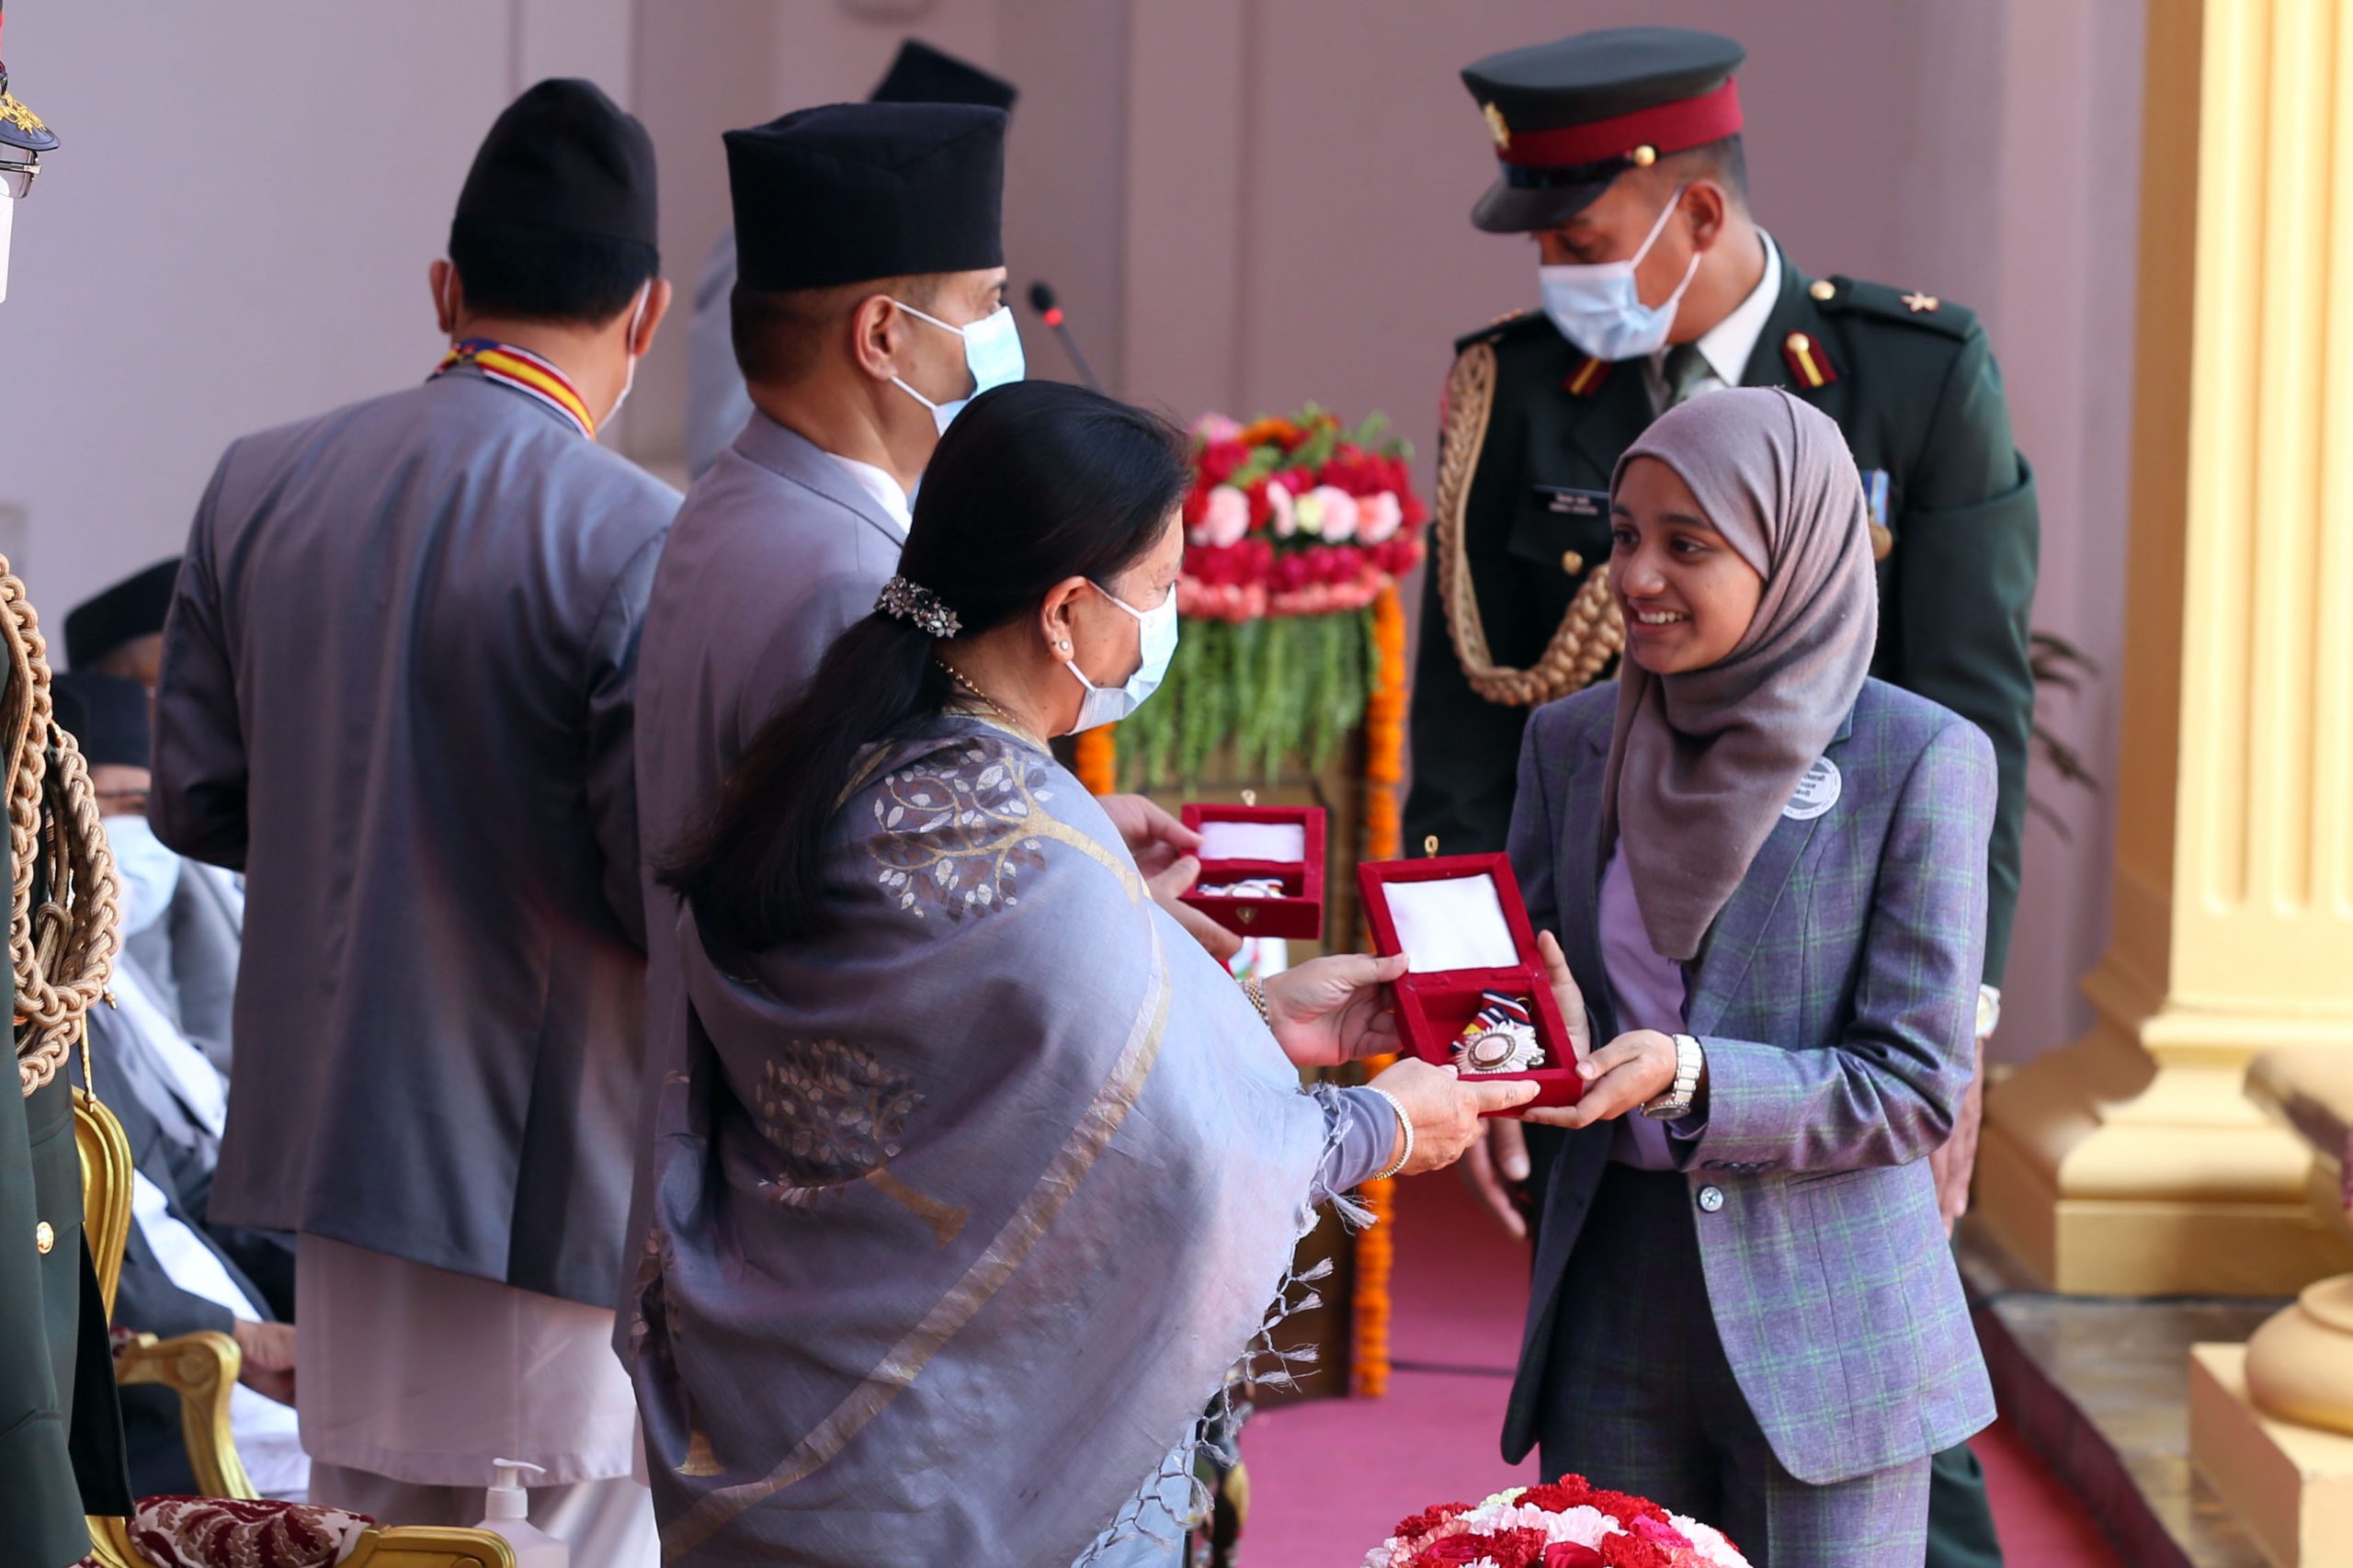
[455,77,658,247]
[1462,28,1745,234]
[51,669,148,770]
[725,101,1006,293]
[65,558,179,670]
[870,40,1017,112]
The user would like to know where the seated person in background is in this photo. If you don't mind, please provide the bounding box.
[68,562,244,1074]
[54,675,306,1503]
[58,670,290,1318]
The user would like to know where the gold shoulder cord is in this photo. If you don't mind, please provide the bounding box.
[4,559,119,1098]
[1433,341,1626,708]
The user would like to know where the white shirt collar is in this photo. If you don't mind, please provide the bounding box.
[1694,229,1781,386]
[824,452,914,538]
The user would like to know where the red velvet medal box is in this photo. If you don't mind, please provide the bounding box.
[1357,852,1583,1113]
[1179,802,1326,940]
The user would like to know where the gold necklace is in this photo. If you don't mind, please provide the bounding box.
[935,657,1047,746]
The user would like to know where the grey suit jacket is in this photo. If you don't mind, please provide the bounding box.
[620,410,902,1328]
[1502,678,1997,1485]
[150,369,678,1306]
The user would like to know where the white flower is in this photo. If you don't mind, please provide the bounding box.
[1192,483,1251,547]
[1308,484,1359,540]
[1269,480,1300,538]
[1358,490,1404,543]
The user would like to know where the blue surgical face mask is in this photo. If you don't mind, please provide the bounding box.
[1538,186,1700,362]
[892,301,1026,436]
[103,814,181,937]
[1064,579,1178,733]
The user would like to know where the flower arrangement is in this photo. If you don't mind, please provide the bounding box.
[1181,409,1427,621]
[1115,408,1426,787]
[1363,1479,1754,1568]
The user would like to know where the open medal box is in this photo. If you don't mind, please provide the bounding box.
[1357,851,1583,1113]
[1178,801,1326,940]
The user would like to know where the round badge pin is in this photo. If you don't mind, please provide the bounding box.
[1783,756,1842,821]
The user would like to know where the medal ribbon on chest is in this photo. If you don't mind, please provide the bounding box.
[431,338,597,440]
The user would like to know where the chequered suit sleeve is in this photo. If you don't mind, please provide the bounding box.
[1691,719,1994,1172]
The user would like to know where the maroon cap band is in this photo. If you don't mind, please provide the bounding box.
[1496,76,1742,168]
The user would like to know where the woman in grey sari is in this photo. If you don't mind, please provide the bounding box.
[635,382,1530,1566]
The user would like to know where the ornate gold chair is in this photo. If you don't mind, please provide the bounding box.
[74,1088,516,1568]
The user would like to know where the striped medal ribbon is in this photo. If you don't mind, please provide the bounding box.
[431,338,597,439]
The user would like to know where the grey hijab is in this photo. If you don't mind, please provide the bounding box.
[1601,387,1879,961]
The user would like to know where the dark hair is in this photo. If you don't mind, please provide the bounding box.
[448,214,658,325]
[730,274,941,387]
[1665,134,1748,207]
[665,381,1190,950]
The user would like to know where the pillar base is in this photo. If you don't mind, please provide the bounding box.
[2191,1344,2353,1567]
[1976,981,2353,1296]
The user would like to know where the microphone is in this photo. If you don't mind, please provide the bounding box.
[1026,280,1104,393]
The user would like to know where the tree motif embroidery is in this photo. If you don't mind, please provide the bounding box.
[753,1040,967,1244]
[869,738,1053,919]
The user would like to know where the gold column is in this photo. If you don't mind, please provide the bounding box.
[1975,0,2353,1295]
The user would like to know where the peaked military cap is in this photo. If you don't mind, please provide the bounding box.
[870,39,1018,112]
[455,78,658,247]
[726,102,1006,293]
[65,558,178,669]
[0,2,60,174]
[1462,28,1745,233]
[51,670,148,769]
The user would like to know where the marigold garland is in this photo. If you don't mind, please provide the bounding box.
[1351,585,1410,1398]
[1074,724,1118,796]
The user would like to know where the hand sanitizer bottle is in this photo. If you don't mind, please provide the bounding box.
[472,1458,568,1568]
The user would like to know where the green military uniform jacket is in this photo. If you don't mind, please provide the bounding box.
[0,782,133,1562]
[1405,239,2037,984]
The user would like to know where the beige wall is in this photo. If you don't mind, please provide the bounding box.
[0,0,2137,1060]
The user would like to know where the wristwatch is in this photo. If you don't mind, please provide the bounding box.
[1643,1033,1705,1120]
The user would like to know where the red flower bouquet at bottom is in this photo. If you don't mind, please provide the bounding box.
[1362,1477,1752,1568]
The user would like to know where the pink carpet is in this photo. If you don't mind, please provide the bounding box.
[1239,1171,2121,1566]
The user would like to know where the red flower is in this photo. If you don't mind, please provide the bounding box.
[1391,1504,1471,1542]
[1409,1534,1497,1566]
[1544,1547,1606,1568]
[1479,1528,1553,1568]
[1627,1516,1692,1551]
[1597,1537,1676,1568]
[1198,439,1248,486]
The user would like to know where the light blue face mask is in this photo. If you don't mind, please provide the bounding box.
[1537,185,1700,362]
[1064,579,1178,733]
[103,814,182,937]
[892,301,1026,436]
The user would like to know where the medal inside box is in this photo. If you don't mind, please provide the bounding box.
[1357,852,1583,1113]
[1178,803,1325,940]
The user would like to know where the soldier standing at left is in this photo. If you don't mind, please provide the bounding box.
[0,10,136,1562]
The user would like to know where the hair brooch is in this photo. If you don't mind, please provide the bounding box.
[876,575,961,638]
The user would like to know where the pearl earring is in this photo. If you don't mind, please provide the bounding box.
[1057,639,1071,652]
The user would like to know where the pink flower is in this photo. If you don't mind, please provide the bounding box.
[1192,483,1251,547]
[1309,484,1359,540]
[1358,491,1404,544]
[1194,413,1244,443]
[1267,480,1298,538]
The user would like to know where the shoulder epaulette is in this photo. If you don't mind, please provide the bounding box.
[1453,308,1549,354]
[1809,275,1978,341]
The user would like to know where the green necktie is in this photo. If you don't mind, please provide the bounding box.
[1661,342,1713,408]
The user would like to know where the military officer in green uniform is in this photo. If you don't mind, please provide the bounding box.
[1407,28,2035,1568]
[0,12,135,1562]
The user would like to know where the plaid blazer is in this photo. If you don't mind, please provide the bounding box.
[1500,678,1997,1485]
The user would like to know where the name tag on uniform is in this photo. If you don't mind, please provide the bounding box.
[1535,485,1607,519]
[1784,756,1843,821]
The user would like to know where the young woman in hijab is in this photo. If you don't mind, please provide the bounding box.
[1503,387,1996,1565]
[634,381,1535,1567]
